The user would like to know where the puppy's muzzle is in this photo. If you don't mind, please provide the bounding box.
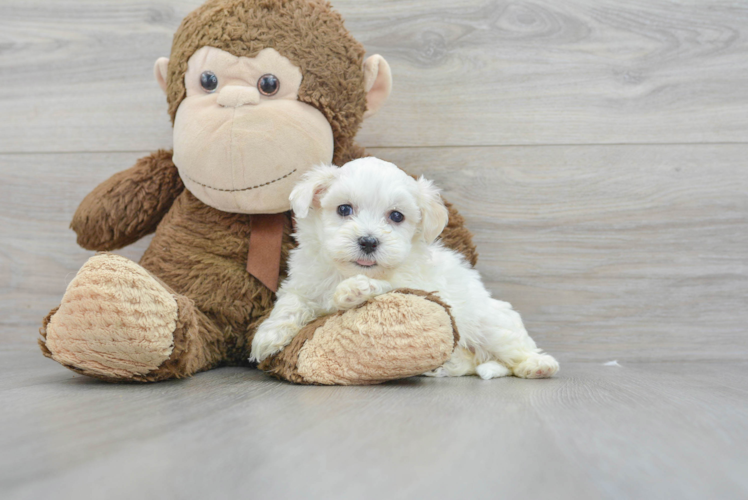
[358,236,378,255]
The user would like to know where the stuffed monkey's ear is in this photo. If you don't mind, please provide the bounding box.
[416,176,449,244]
[289,164,340,218]
[363,55,392,119]
[154,57,170,94]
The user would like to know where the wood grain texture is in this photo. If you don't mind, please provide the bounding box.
[2,145,746,360]
[1,0,747,152]
[1,350,746,499]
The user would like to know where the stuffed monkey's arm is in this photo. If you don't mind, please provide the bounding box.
[71,150,184,251]
[439,198,479,267]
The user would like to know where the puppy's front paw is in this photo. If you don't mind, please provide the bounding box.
[513,354,559,379]
[333,275,391,310]
[251,324,300,362]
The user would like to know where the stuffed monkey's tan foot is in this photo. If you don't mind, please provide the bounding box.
[39,253,194,382]
[258,289,459,385]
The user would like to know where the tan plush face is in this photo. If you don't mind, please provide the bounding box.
[170,46,335,214]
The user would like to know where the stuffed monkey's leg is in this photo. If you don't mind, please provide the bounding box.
[258,289,459,385]
[39,253,225,382]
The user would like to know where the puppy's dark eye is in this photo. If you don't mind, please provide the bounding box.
[337,204,353,217]
[258,74,280,96]
[200,71,218,93]
[389,211,405,223]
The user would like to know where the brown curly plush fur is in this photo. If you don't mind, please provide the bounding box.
[40,0,477,383]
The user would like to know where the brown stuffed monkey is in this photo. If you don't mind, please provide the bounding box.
[39,0,478,384]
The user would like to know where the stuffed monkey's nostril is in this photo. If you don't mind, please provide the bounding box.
[358,236,378,255]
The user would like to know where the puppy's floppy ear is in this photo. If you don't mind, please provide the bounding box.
[416,176,449,244]
[289,164,339,218]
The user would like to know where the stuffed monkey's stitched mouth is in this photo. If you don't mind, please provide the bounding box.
[185,168,297,193]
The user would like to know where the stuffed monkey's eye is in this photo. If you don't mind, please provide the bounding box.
[258,74,280,96]
[200,71,218,93]
[337,204,353,217]
[389,211,405,223]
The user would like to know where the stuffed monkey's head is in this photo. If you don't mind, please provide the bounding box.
[154,0,392,214]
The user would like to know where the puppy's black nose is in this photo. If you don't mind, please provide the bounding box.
[358,236,378,255]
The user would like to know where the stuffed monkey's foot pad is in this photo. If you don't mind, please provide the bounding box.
[41,253,178,380]
[259,289,459,385]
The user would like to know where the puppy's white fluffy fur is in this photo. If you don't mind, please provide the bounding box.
[251,158,559,379]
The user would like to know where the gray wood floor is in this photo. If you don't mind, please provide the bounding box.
[1,0,747,497]
[1,348,747,500]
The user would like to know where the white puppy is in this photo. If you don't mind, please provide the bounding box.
[251,158,559,379]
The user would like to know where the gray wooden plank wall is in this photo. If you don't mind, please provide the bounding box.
[1,0,747,362]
